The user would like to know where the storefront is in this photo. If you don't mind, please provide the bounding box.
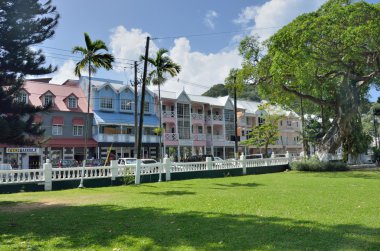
[2,147,42,169]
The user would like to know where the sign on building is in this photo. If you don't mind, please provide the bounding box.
[6,148,40,154]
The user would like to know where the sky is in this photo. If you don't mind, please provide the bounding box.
[37,0,379,101]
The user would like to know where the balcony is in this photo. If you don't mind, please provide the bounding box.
[94,134,134,143]
[191,133,206,141]
[164,133,179,146]
[162,111,176,123]
[94,134,159,143]
[191,113,204,123]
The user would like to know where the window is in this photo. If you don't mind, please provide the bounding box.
[121,99,132,111]
[258,117,265,125]
[68,97,77,108]
[144,102,150,113]
[73,125,83,136]
[198,126,203,134]
[17,92,28,104]
[287,120,292,126]
[44,94,53,106]
[100,98,113,109]
[52,125,63,135]
[198,109,202,114]
[280,120,283,126]
[162,105,166,111]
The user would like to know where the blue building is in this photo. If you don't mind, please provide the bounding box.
[79,77,159,159]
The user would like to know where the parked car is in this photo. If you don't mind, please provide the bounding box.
[185,155,215,162]
[58,159,79,168]
[118,158,137,165]
[246,154,264,159]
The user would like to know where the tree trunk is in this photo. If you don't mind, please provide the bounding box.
[318,76,360,161]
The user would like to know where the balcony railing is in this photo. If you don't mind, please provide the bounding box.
[191,113,204,121]
[162,111,176,118]
[213,114,223,121]
[164,133,179,141]
[191,133,206,141]
[94,134,159,143]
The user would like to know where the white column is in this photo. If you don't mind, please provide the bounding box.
[164,157,171,181]
[43,159,52,191]
[110,160,118,181]
[135,159,141,185]
[240,153,246,175]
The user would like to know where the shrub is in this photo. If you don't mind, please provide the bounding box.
[290,158,348,172]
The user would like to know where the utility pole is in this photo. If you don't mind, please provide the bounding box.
[374,113,378,148]
[137,37,150,159]
[134,61,138,157]
[233,75,238,160]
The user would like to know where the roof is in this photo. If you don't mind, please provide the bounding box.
[94,111,159,126]
[23,80,88,112]
[237,100,260,114]
[187,94,224,106]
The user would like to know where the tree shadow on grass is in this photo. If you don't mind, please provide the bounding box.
[0,202,379,250]
[213,182,262,188]
[308,170,380,180]
[140,190,196,196]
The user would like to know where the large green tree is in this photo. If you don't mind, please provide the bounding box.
[0,0,59,145]
[142,48,181,160]
[239,0,380,159]
[72,32,114,157]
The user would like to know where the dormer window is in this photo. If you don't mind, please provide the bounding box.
[44,94,53,106]
[17,91,28,104]
[67,96,77,108]
[100,97,113,110]
[120,99,132,112]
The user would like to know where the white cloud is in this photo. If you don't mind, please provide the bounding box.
[49,60,78,84]
[235,0,326,41]
[109,26,242,95]
[109,26,158,73]
[204,10,218,30]
[161,37,242,95]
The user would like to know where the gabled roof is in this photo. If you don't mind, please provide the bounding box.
[23,80,88,112]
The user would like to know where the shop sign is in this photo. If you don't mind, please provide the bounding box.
[6,148,40,154]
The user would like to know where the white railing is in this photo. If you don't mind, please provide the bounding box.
[191,113,204,121]
[162,111,176,118]
[192,133,206,141]
[164,133,179,141]
[0,169,44,184]
[0,155,290,190]
[213,114,223,121]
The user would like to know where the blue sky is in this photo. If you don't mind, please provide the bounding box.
[39,0,379,101]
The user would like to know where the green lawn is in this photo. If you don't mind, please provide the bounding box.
[0,170,379,250]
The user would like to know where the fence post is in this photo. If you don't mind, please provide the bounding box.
[110,160,118,181]
[164,157,171,181]
[271,152,275,158]
[43,159,52,191]
[285,151,291,164]
[240,153,246,175]
[135,159,141,185]
[206,157,212,170]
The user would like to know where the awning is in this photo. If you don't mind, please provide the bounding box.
[46,138,97,147]
[52,116,64,125]
[72,117,85,125]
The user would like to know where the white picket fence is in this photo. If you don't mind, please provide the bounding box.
[0,155,290,190]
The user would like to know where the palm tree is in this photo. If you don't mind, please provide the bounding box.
[142,48,181,161]
[72,32,114,187]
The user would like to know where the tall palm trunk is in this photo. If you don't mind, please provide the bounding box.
[158,84,162,161]
[84,59,91,161]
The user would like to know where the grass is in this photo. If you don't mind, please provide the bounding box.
[0,170,379,250]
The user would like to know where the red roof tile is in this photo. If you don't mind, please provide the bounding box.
[23,80,90,112]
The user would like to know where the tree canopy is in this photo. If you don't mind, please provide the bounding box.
[239,0,380,158]
[0,0,59,145]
